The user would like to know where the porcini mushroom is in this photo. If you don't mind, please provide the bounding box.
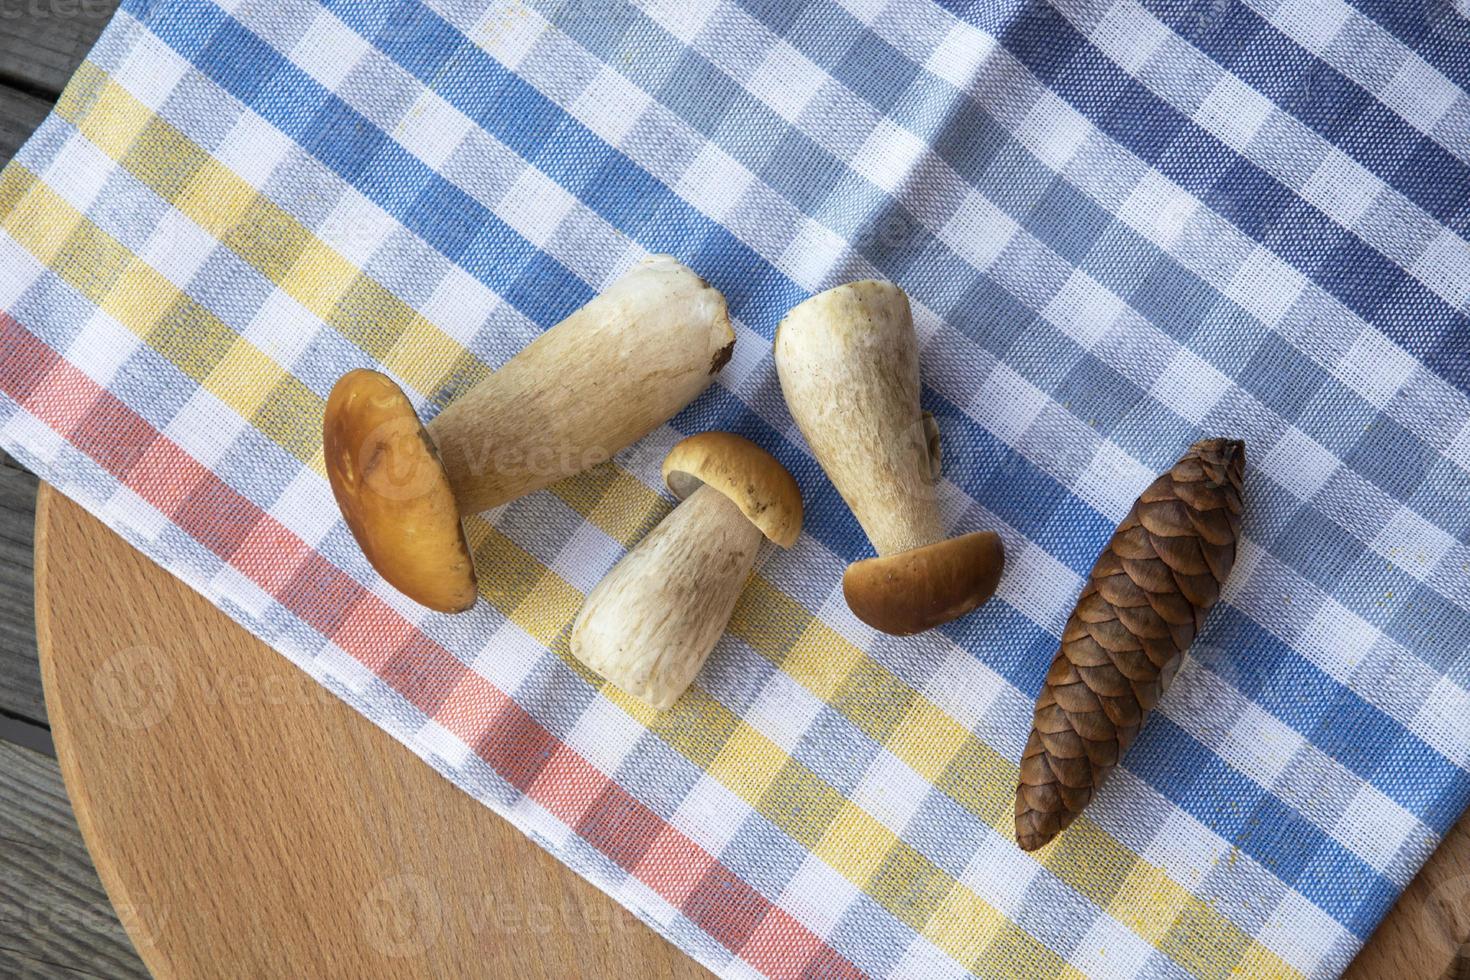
[570,432,801,709]
[774,280,1003,635]
[323,256,734,613]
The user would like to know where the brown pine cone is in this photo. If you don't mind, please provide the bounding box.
[1015,438,1245,851]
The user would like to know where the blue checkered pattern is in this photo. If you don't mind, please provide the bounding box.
[3,0,1470,975]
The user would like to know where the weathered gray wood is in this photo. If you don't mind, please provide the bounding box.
[1,449,45,726]
[0,740,147,979]
[0,84,52,164]
[0,1,117,99]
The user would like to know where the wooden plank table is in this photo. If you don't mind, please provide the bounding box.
[1,3,1469,977]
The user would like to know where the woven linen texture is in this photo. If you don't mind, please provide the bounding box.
[3,0,1470,976]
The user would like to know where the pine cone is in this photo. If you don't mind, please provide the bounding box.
[1016,438,1245,851]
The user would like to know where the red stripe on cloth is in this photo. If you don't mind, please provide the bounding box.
[0,311,864,980]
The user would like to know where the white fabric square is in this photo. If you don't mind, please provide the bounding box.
[565,694,646,776]
[475,1,551,69]
[780,217,848,288]
[268,468,339,549]
[1152,347,1231,424]
[1301,602,1378,681]
[1072,440,1156,519]
[140,208,219,288]
[42,134,114,215]
[469,621,546,694]
[1069,914,1155,979]
[925,22,996,89]
[1255,888,1342,978]
[421,264,502,346]
[395,92,475,170]
[103,484,170,542]
[669,774,748,857]
[115,32,190,112]
[970,363,1046,446]
[1336,328,1416,408]
[550,520,620,595]
[213,111,294,190]
[780,854,860,938]
[892,936,968,980]
[242,288,317,371]
[1121,170,1198,246]
[1335,784,1420,876]
[675,144,753,222]
[163,388,246,470]
[1383,58,1460,126]
[414,718,475,767]
[1260,427,1339,501]
[851,749,930,836]
[923,644,1002,730]
[1272,0,1351,52]
[938,189,1016,272]
[319,194,399,268]
[1302,149,1381,229]
[1092,1,1169,72]
[746,43,823,123]
[570,67,652,147]
[67,311,139,388]
[1044,270,1126,348]
[290,10,372,90]
[1021,92,1090,169]
[959,831,1037,915]
[1412,228,1470,308]
[315,641,377,695]
[745,670,824,754]
[1229,247,1306,324]
[1374,505,1458,578]
[1198,74,1274,146]
[499,168,577,249]
[854,119,928,194]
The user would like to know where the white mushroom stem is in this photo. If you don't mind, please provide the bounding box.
[429,256,733,515]
[775,280,941,556]
[571,485,762,710]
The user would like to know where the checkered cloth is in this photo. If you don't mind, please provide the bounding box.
[4,0,1470,975]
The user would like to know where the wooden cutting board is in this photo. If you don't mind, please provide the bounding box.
[32,484,1470,978]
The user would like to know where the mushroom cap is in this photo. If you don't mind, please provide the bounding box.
[842,531,1004,635]
[662,431,802,547]
[323,369,477,613]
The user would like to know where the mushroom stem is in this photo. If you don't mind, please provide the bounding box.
[774,280,942,556]
[571,485,762,710]
[429,255,733,515]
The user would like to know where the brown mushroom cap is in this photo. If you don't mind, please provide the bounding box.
[842,531,1004,635]
[323,369,477,613]
[662,431,803,547]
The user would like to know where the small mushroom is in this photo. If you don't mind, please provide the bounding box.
[323,256,735,613]
[570,432,801,709]
[775,280,1004,635]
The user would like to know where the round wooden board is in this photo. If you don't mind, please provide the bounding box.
[32,485,1470,979]
[34,487,708,980]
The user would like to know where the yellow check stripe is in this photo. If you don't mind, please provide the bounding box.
[0,165,324,464]
[56,61,490,403]
[0,151,1033,968]
[550,472,1300,980]
[21,54,1298,980]
[461,505,1078,977]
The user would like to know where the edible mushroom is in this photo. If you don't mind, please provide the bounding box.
[570,432,801,709]
[774,280,1003,635]
[323,256,734,613]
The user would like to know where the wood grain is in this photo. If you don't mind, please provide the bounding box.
[1,449,44,723]
[0,84,54,163]
[35,486,708,979]
[0,739,146,978]
[0,0,115,99]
